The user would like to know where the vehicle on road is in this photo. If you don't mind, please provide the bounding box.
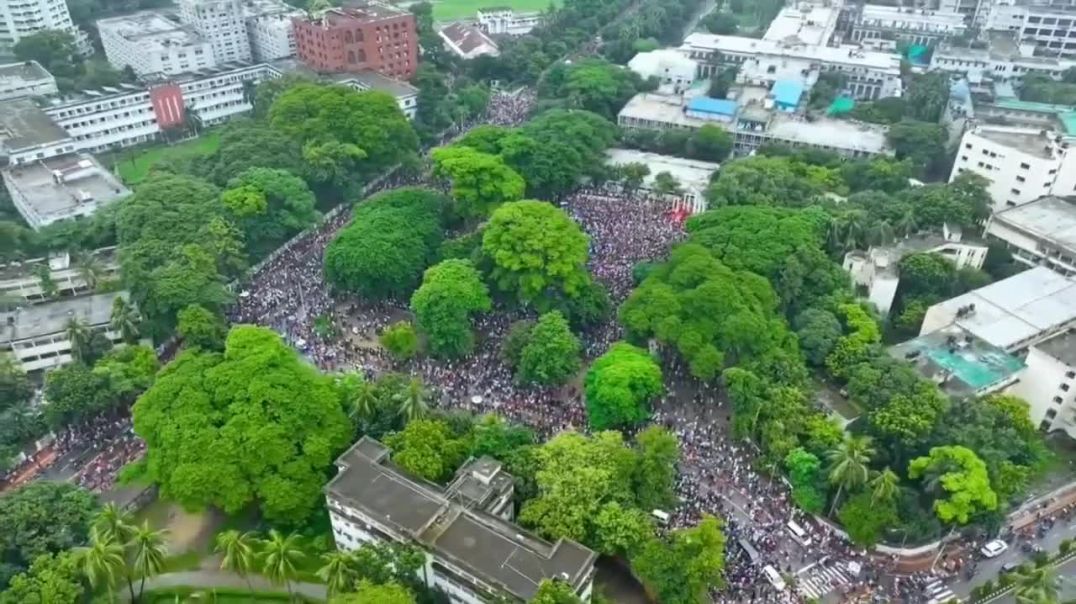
[981,539,1008,558]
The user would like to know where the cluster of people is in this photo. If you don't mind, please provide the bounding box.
[72,426,144,493]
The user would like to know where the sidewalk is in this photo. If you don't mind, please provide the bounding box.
[134,570,327,601]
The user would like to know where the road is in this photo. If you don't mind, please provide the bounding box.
[948,517,1076,600]
[987,555,1076,604]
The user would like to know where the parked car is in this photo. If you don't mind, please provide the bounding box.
[981,539,1008,558]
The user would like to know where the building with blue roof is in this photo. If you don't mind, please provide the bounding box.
[684,96,738,123]
[770,80,804,112]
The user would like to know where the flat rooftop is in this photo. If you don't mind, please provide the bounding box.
[859,4,965,27]
[764,113,890,153]
[0,98,69,151]
[681,33,901,73]
[992,196,1076,252]
[890,326,1025,398]
[1,292,127,343]
[97,11,204,50]
[0,61,54,86]
[326,437,596,600]
[3,154,131,223]
[1035,330,1076,367]
[618,92,706,128]
[764,4,838,46]
[606,148,719,192]
[975,127,1055,159]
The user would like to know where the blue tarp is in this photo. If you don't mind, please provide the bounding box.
[771,79,804,109]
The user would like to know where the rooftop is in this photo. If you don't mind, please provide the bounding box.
[270,58,418,97]
[1035,330,1076,367]
[889,326,1025,397]
[762,113,890,153]
[929,266,1076,350]
[974,126,1057,159]
[681,33,901,73]
[310,4,410,26]
[0,61,55,88]
[619,92,706,128]
[326,437,596,600]
[241,0,301,17]
[686,96,738,116]
[3,154,131,224]
[771,79,804,107]
[439,22,498,56]
[1,292,127,343]
[96,11,206,50]
[763,3,839,46]
[605,148,720,192]
[991,196,1076,252]
[859,4,966,27]
[0,98,69,152]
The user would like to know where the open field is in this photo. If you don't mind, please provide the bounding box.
[109,133,221,185]
[431,0,553,21]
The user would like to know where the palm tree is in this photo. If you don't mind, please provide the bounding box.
[75,251,105,291]
[215,530,259,595]
[394,377,429,422]
[347,380,378,421]
[841,210,868,251]
[826,435,876,516]
[317,550,356,596]
[130,520,169,601]
[896,208,919,238]
[95,502,137,544]
[869,467,900,505]
[867,220,895,247]
[35,263,58,298]
[110,296,141,344]
[65,317,93,364]
[259,530,304,601]
[74,526,127,602]
[1013,565,1061,604]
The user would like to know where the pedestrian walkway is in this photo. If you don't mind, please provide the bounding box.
[796,561,853,600]
[924,578,962,604]
[133,570,327,601]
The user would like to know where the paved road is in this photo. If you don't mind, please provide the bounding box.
[949,518,1076,600]
[134,571,327,601]
[987,555,1076,604]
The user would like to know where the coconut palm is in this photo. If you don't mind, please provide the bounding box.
[110,296,141,344]
[317,550,356,596]
[338,373,377,420]
[896,208,919,238]
[841,210,868,251]
[94,502,137,544]
[867,220,895,247]
[35,263,58,298]
[241,79,257,107]
[259,530,304,601]
[394,377,429,422]
[76,251,106,291]
[869,467,900,505]
[826,435,875,516]
[65,317,94,364]
[130,520,169,601]
[74,526,127,602]
[1013,565,1061,604]
[215,530,259,594]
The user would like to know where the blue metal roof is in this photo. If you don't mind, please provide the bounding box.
[686,96,738,116]
[771,80,804,107]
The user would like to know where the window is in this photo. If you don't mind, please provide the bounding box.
[1017,175,1026,182]
[1020,162,1031,169]
[1054,396,1063,404]
[1011,188,1021,195]
[1062,383,1071,392]
[1066,371,1075,379]
[1045,408,1058,420]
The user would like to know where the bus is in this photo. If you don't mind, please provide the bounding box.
[651,509,670,525]
[786,520,813,547]
[762,565,786,591]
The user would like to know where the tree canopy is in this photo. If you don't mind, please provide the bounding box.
[0,482,97,589]
[410,259,491,358]
[584,342,663,430]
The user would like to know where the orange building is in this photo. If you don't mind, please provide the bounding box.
[292,4,418,80]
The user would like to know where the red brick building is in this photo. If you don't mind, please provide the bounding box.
[293,4,418,80]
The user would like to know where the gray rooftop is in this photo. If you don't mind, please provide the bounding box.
[1,292,127,343]
[977,128,1055,159]
[326,437,596,600]
[0,99,70,152]
[1036,330,1076,367]
[889,326,1025,398]
[97,11,205,50]
[992,196,1076,252]
[3,154,131,224]
[0,61,54,85]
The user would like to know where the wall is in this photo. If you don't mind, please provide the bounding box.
[1010,345,1076,435]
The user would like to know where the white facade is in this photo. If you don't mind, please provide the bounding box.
[984,3,1076,58]
[476,8,541,36]
[0,0,89,58]
[851,5,967,45]
[1009,331,1076,438]
[931,43,1076,83]
[1,292,130,372]
[98,12,217,76]
[950,125,1076,211]
[0,60,55,99]
[178,0,252,65]
[628,49,696,91]
[0,248,119,302]
[242,0,302,62]
[985,195,1076,276]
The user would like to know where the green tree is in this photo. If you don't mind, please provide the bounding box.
[220,168,319,259]
[703,11,739,34]
[0,551,85,604]
[517,311,582,386]
[129,520,168,601]
[432,146,526,220]
[793,309,842,367]
[631,516,726,603]
[0,353,33,414]
[215,530,259,595]
[317,550,356,597]
[531,579,583,603]
[633,426,679,511]
[410,259,491,358]
[334,580,415,604]
[584,342,662,430]
[908,446,999,524]
[384,419,470,482]
[13,30,78,81]
[194,121,304,185]
[176,304,227,351]
[379,322,420,361]
[93,502,135,544]
[109,296,141,344]
[887,120,948,177]
[73,527,126,602]
[65,317,93,365]
[870,467,901,505]
[1013,565,1061,604]
[827,435,875,516]
[652,172,683,197]
[0,482,97,587]
[394,377,430,423]
[542,58,645,119]
[259,530,304,601]
[785,447,825,514]
[688,125,734,162]
[837,492,898,547]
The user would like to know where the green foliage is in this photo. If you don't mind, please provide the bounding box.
[132,326,352,524]
[324,188,445,298]
[908,446,999,524]
[337,580,415,604]
[631,516,726,604]
[0,551,85,604]
[633,426,680,512]
[517,311,582,386]
[584,342,662,430]
[1020,72,1076,105]
[384,419,470,483]
[378,322,420,361]
[785,447,824,514]
[837,492,898,547]
[431,146,526,220]
[410,259,491,358]
[539,59,647,119]
[705,155,842,207]
[0,482,97,588]
[500,320,534,369]
[703,11,739,34]
[531,579,583,604]
[886,120,948,177]
[825,304,881,379]
[793,309,842,367]
[43,345,159,429]
[192,120,304,186]
[176,304,227,351]
[0,354,32,414]
[688,125,734,162]
[220,168,319,260]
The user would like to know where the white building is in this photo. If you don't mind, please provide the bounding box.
[98,12,217,76]
[0,0,90,59]
[0,291,130,372]
[243,0,303,62]
[3,153,131,229]
[0,97,75,164]
[919,266,1076,354]
[476,7,541,36]
[890,325,1026,399]
[764,2,841,47]
[1009,330,1076,437]
[0,60,55,100]
[322,68,419,119]
[438,22,499,60]
[983,2,1076,58]
[326,437,597,604]
[949,124,1076,210]
[628,49,696,92]
[931,33,1076,83]
[850,5,967,46]
[605,148,720,214]
[0,247,119,302]
[985,195,1076,276]
[178,0,252,65]
[844,225,989,316]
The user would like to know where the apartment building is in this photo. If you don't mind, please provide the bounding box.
[293,4,417,80]
[476,8,541,35]
[326,437,596,604]
[849,5,967,47]
[243,0,304,62]
[0,247,119,302]
[0,0,89,59]
[0,60,56,100]
[98,11,217,76]
[931,32,1076,82]
[1,291,130,372]
[949,124,1076,210]
[178,0,253,65]
[1010,330,1076,437]
[984,1,1076,58]
[985,195,1076,275]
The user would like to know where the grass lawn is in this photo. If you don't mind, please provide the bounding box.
[431,0,554,21]
[111,133,221,185]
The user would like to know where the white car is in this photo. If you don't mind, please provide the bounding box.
[980,539,1008,558]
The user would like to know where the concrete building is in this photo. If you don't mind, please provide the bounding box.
[439,22,498,60]
[326,437,597,603]
[844,225,989,316]
[940,0,991,21]
[918,266,1076,354]
[849,5,967,47]
[931,32,1076,83]
[0,247,119,302]
[321,67,419,119]
[0,0,90,59]
[0,291,130,372]
[1009,330,1076,436]
[890,325,1026,398]
[983,2,1076,58]
[179,0,253,65]
[0,60,55,100]
[949,124,1076,210]
[628,49,696,92]
[3,153,131,229]
[985,195,1076,275]
[476,7,541,36]
[0,97,75,165]
[98,12,217,76]
[243,0,304,61]
[293,4,418,80]
[605,148,720,214]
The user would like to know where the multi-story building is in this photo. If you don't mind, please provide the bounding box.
[931,32,1076,82]
[605,148,720,214]
[985,195,1076,275]
[98,11,217,76]
[476,7,541,36]
[3,152,131,229]
[983,1,1076,58]
[889,325,1026,399]
[243,0,304,61]
[178,0,253,65]
[949,124,1076,210]
[1,291,131,372]
[292,4,417,80]
[438,23,499,60]
[0,0,90,59]
[0,60,55,99]
[0,247,119,302]
[1009,330,1076,436]
[326,437,597,603]
[848,5,967,47]
[628,49,696,92]
[0,97,75,164]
